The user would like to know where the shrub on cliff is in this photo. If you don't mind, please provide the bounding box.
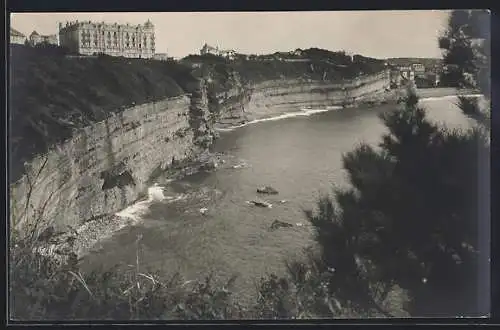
[10,232,344,320]
[9,234,250,321]
[9,233,374,320]
[306,87,488,316]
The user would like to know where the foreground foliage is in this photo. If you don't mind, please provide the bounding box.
[307,86,488,317]
[10,235,371,320]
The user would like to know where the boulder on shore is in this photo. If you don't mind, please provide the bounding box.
[257,186,279,195]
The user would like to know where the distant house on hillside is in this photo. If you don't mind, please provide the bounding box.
[412,63,426,77]
[153,53,169,61]
[29,31,58,46]
[220,49,236,59]
[29,31,42,45]
[200,43,236,60]
[415,71,440,88]
[389,64,416,87]
[10,28,27,45]
[398,65,415,81]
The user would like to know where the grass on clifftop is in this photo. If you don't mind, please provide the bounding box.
[183,48,386,85]
[9,44,199,180]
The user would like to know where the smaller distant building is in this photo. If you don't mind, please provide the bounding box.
[398,65,415,81]
[29,31,58,46]
[220,49,236,60]
[200,43,218,56]
[415,71,440,88]
[153,53,169,61]
[412,63,426,77]
[431,63,444,75]
[200,43,236,60]
[389,65,416,88]
[10,28,27,45]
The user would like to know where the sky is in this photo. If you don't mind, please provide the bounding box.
[10,11,451,59]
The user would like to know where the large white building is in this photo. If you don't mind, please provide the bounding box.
[59,19,156,58]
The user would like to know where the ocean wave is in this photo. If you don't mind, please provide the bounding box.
[115,184,184,222]
[216,106,343,132]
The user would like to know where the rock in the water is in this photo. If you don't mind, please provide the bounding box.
[257,186,279,195]
[270,220,293,231]
[247,200,272,208]
[232,163,247,169]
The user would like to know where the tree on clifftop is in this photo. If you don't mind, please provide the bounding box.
[438,10,490,126]
[439,10,490,96]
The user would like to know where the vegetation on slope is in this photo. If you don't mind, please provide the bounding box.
[9,44,198,181]
[182,48,386,86]
[9,233,394,320]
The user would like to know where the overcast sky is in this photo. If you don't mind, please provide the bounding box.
[11,11,450,59]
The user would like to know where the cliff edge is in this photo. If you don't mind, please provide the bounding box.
[9,45,397,259]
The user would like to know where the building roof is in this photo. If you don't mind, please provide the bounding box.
[10,27,25,37]
[202,43,218,51]
[144,19,154,28]
[30,30,40,36]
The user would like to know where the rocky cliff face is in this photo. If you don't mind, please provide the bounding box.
[10,92,214,236]
[10,69,395,246]
[213,70,395,128]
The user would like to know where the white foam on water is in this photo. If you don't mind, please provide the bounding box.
[115,184,170,222]
[217,94,484,132]
[216,106,343,132]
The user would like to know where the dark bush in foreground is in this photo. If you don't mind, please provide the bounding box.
[306,87,489,317]
[9,237,247,320]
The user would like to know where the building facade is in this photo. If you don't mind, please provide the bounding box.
[29,31,58,46]
[398,65,415,81]
[10,28,26,45]
[59,20,155,58]
[412,63,426,78]
[152,53,169,61]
